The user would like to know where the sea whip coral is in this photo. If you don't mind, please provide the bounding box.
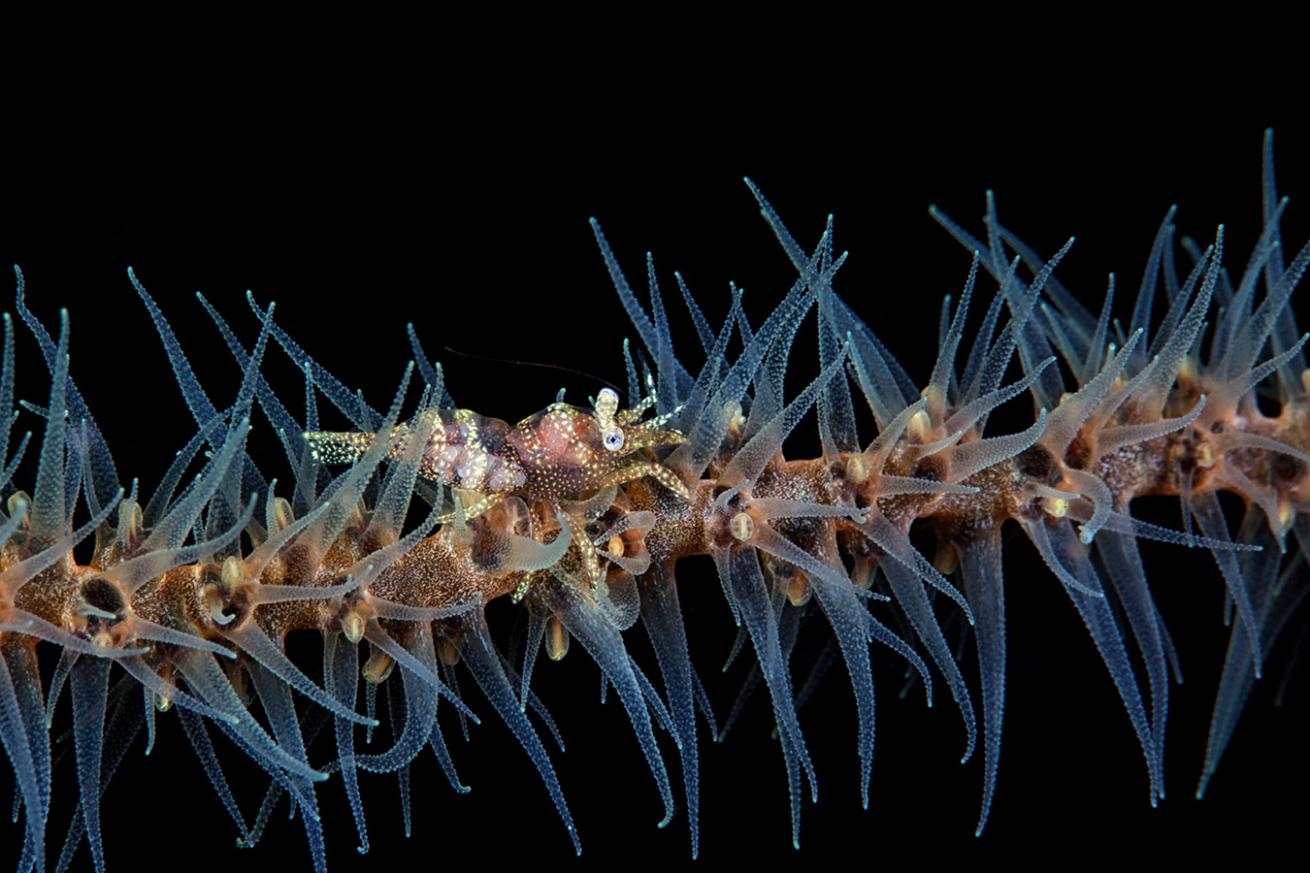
[0,129,1307,872]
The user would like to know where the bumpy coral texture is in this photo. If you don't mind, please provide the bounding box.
[1,131,1307,872]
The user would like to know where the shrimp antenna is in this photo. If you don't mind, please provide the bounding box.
[441,345,622,393]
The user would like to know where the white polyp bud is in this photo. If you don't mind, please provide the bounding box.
[118,499,143,541]
[607,536,625,559]
[545,616,570,661]
[1043,496,1069,518]
[6,490,29,520]
[907,409,932,441]
[785,574,811,607]
[730,512,754,542]
[603,427,625,452]
[270,496,294,532]
[846,453,869,486]
[221,555,245,592]
[1179,356,1198,384]
[724,400,745,433]
[362,650,395,684]
[340,610,365,644]
[155,692,173,713]
[1196,442,1216,469]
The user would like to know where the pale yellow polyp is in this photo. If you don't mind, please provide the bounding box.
[730,511,754,542]
[1043,496,1069,518]
[907,409,932,441]
[340,610,365,644]
[221,555,244,590]
[545,616,569,661]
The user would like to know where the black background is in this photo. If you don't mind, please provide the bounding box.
[2,103,1308,870]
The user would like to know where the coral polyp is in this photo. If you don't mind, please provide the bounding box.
[1,129,1307,872]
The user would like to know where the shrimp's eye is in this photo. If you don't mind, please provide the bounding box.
[603,427,625,452]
